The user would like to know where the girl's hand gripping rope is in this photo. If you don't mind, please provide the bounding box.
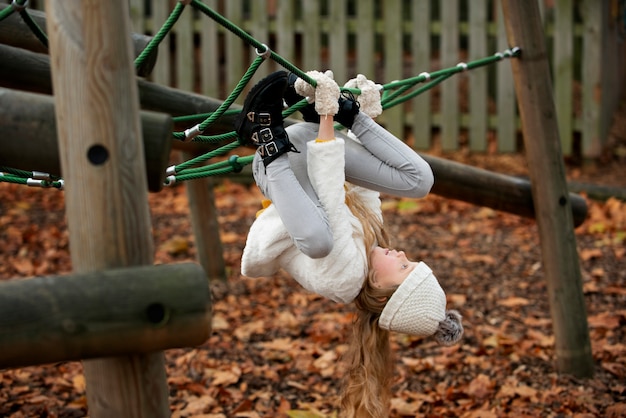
[294,70,340,117]
[344,74,383,119]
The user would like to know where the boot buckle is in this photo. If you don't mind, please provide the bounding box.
[250,127,274,145]
[259,141,278,157]
[257,112,271,125]
[246,111,272,126]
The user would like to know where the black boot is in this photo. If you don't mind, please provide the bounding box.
[283,72,320,123]
[334,93,360,129]
[235,71,299,166]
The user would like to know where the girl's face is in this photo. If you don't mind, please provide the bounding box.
[370,246,418,289]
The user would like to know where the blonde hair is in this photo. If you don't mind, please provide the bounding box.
[340,188,398,418]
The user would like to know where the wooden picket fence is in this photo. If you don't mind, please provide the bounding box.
[124,0,624,158]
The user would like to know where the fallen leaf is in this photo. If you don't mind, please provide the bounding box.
[499,297,531,308]
[178,395,216,415]
[209,367,241,387]
[233,320,265,341]
[579,248,603,261]
[211,314,230,330]
[606,403,626,418]
[160,236,189,255]
[312,350,337,377]
[588,312,621,330]
[466,374,495,399]
[286,411,327,418]
[390,397,422,415]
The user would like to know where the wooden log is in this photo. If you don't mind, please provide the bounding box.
[0,86,172,190]
[0,2,158,76]
[0,87,172,192]
[567,182,626,202]
[0,43,52,94]
[0,263,212,369]
[46,1,170,416]
[501,0,594,377]
[0,43,234,135]
[422,154,588,227]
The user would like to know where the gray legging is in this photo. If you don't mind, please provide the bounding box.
[251,112,434,258]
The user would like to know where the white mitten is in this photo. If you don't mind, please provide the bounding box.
[294,73,316,101]
[355,74,382,118]
[295,70,340,116]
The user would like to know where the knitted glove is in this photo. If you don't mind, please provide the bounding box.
[295,70,340,116]
[344,74,383,118]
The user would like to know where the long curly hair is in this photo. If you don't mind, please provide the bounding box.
[340,188,399,418]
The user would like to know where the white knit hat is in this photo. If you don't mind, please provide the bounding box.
[379,262,463,345]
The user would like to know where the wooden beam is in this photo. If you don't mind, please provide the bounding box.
[0,2,158,76]
[183,150,227,282]
[46,1,171,416]
[422,154,588,227]
[0,43,236,134]
[0,87,172,192]
[500,0,594,377]
[0,263,211,369]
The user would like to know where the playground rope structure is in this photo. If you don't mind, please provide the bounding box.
[0,0,520,190]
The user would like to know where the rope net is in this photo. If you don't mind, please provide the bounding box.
[0,0,520,190]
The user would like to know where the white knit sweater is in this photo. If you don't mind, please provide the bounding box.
[241,138,382,303]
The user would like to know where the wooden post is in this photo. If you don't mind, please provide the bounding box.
[46,1,170,416]
[183,151,227,282]
[500,0,594,377]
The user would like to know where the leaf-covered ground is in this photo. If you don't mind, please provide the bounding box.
[1,119,625,417]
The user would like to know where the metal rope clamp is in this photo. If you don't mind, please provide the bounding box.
[11,0,28,11]
[183,125,202,142]
[255,43,272,60]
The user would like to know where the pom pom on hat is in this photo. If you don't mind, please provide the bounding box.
[379,262,463,345]
[435,310,464,346]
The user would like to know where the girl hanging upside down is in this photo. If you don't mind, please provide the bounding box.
[235,69,463,418]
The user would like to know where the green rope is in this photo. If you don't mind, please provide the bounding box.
[0,173,27,185]
[172,140,241,173]
[172,99,306,126]
[165,155,254,185]
[0,1,19,22]
[134,1,187,70]
[382,48,520,93]
[382,74,453,110]
[0,171,64,189]
[171,55,266,142]
[172,109,240,124]
[0,1,47,47]
[168,98,307,176]
[18,8,48,49]
[0,166,33,178]
[186,131,239,144]
[190,0,317,87]
[0,166,61,181]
